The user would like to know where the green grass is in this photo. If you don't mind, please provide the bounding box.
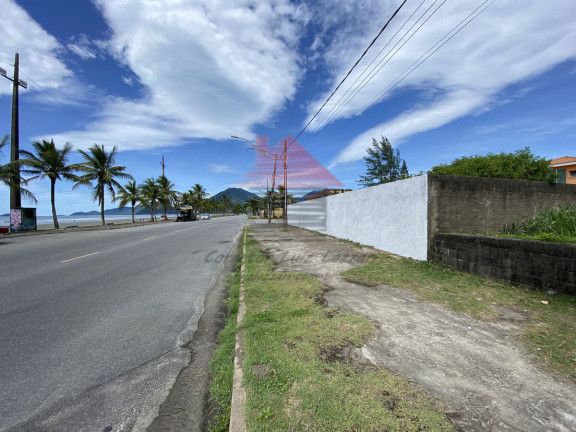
[501,203,576,243]
[207,245,242,432]
[241,236,454,431]
[342,254,576,381]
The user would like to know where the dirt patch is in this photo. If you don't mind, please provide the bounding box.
[248,222,576,432]
[251,364,273,378]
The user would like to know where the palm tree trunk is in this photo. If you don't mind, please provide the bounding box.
[131,203,135,223]
[150,204,154,221]
[100,189,106,226]
[51,179,59,229]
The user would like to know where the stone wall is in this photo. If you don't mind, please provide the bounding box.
[434,233,576,295]
[428,175,576,258]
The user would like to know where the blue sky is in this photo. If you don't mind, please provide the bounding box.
[1,0,575,216]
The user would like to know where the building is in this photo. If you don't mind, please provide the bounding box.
[550,156,576,184]
[304,188,352,201]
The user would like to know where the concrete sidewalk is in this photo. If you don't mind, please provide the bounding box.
[246,222,576,432]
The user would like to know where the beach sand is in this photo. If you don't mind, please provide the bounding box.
[36,216,159,231]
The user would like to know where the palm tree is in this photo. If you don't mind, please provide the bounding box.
[140,177,161,221]
[19,139,77,229]
[0,135,37,204]
[179,191,193,206]
[74,144,133,226]
[190,183,209,217]
[117,180,144,223]
[219,194,232,213]
[157,175,179,220]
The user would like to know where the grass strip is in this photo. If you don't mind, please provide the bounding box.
[241,235,454,431]
[342,254,576,381]
[207,243,242,432]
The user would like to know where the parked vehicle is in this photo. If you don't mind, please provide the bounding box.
[199,214,211,220]
[176,206,197,221]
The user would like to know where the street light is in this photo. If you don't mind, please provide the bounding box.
[231,135,287,225]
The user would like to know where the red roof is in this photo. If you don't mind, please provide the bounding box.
[550,156,576,166]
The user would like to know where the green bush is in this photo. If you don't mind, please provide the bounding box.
[429,147,557,182]
[503,203,576,242]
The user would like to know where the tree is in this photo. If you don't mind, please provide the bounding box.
[117,180,144,223]
[74,144,133,226]
[429,147,557,182]
[179,191,193,206]
[157,175,179,220]
[400,160,409,179]
[140,177,161,221]
[358,136,406,187]
[218,194,232,213]
[19,139,78,229]
[190,183,209,216]
[247,196,265,216]
[0,135,37,204]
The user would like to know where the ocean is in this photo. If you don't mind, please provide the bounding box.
[0,213,177,227]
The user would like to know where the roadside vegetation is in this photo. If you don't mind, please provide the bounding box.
[428,147,557,182]
[342,254,576,381]
[233,234,454,431]
[497,203,576,243]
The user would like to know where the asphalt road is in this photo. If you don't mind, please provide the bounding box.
[0,216,246,431]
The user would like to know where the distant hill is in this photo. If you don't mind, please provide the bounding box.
[70,205,152,216]
[212,188,258,205]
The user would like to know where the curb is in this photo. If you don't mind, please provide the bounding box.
[229,229,247,432]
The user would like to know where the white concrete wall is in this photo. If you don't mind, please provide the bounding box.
[288,176,429,260]
[286,196,328,233]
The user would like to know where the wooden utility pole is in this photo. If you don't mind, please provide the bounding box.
[283,138,288,229]
[269,155,278,224]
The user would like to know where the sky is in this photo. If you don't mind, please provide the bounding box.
[1,0,575,216]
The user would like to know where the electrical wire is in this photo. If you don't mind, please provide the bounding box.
[301,0,495,155]
[287,0,409,150]
[300,0,447,153]
[305,0,449,152]
[305,0,432,139]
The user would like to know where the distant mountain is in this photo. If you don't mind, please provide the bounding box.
[212,188,258,205]
[301,190,321,200]
[70,205,152,216]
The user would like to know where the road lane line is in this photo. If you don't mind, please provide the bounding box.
[61,252,100,263]
[142,236,157,241]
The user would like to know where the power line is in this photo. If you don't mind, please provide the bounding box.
[288,0,409,150]
[302,0,495,155]
[303,0,447,152]
[306,0,431,138]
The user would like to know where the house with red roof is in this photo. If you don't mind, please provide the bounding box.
[550,156,576,184]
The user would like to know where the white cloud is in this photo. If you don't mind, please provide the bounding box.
[0,0,72,96]
[122,76,134,86]
[48,0,312,150]
[67,34,97,59]
[303,0,576,165]
[208,163,236,174]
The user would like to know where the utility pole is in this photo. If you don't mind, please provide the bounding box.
[283,138,288,229]
[269,155,278,224]
[160,154,165,177]
[1,53,27,209]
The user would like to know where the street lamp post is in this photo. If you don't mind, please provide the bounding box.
[232,135,285,225]
[1,53,28,210]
